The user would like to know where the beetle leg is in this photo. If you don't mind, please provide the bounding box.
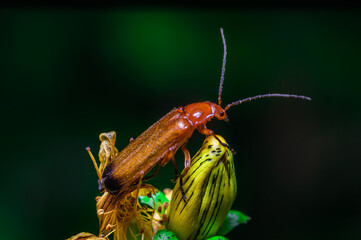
[197,124,214,136]
[170,154,179,182]
[142,163,163,181]
[143,151,174,181]
[166,149,188,203]
[178,146,190,203]
[171,154,188,203]
[134,173,144,213]
[179,145,191,179]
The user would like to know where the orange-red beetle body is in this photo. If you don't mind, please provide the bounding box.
[102,102,227,194]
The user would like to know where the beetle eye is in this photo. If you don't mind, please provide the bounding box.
[220,111,225,117]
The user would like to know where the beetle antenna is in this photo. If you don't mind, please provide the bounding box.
[224,93,311,111]
[218,27,227,106]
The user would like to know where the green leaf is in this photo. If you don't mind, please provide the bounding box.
[206,236,229,240]
[138,190,169,214]
[216,210,251,235]
[153,229,179,240]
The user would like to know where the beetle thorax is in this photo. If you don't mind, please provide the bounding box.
[183,101,218,126]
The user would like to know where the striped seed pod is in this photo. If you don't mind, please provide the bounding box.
[167,135,237,240]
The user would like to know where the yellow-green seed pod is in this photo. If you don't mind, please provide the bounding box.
[167,135,237,240]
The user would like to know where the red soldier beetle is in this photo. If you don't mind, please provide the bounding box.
[94,28,311,196]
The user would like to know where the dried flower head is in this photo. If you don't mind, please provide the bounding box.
[96,182,159,240]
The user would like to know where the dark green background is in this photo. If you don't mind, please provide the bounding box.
[1,8,361,239]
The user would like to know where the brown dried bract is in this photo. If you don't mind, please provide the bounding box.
[67,232,103,240]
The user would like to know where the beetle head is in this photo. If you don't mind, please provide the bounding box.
[211,102,228,122]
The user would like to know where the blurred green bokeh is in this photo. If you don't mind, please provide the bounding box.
[1,8,361,240]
